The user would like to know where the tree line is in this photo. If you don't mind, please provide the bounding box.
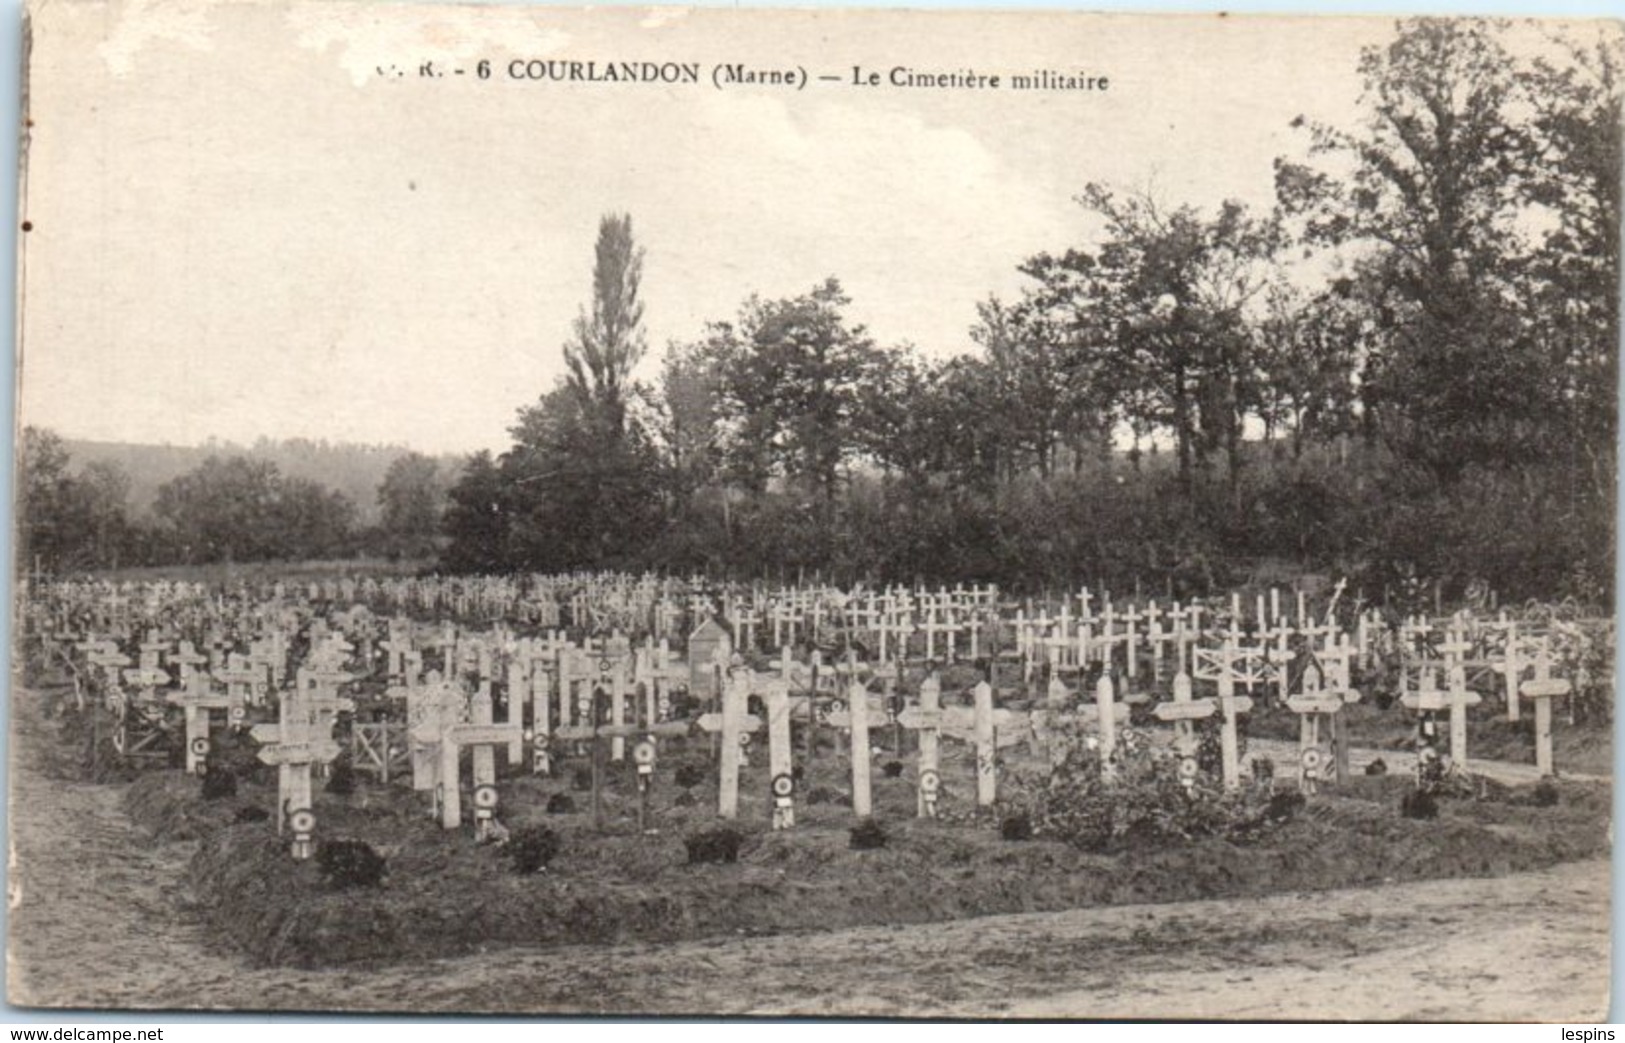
[18,427,449,571]
[441,20,1619,603]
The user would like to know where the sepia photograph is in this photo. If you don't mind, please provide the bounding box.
[6,0,1618,1020]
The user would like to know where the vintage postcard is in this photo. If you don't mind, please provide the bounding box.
[9,0,1618,1020]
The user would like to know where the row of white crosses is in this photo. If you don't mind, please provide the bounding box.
[48,582,1597,798]
[1394,625,1570,777]
[699,658,1151,827]
[552,647,689,827]
[377,615,691,781]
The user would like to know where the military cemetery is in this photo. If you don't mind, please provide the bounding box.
[10,5,1617,1022]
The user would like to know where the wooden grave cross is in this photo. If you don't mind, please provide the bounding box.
[295,665,357,741]
[1029,673,1073,767]
[595,656,633,763]
[1189,636,1261,783]
[250,688,342,859]
[404,673,466,792]
[876,612,913,665]
[1120,603,1145,681]
[1153,670,1216,787]
[554,671,690,828]
[408,681,503,829]
[166,668,236,776]
[692,668,764,819]
[447,681,523,835]
[1435,630,1473,678]
[85,643,131,694]
[137,632,170,671]
[919,607,956,664]
[1400,667,1453,765]
[1519,651,1570,777]
[1284,654,1361,793]
[825,682,889,817]
[380,627,416,681]
[167,641,209,687]
[1261,618,1295,704]
[1210,643,1256,789]
[1441,663,1481,767]
[247,634,287,688]
[306,633,355,675]
[1497,626,1546,725]
[1080,673,1131,772]
[508,659,553,776]
[897,673,946,817]
[936,681,1027,808]
[638,639,684,724]
[1144,605,1170,680]
[759,677,797,829]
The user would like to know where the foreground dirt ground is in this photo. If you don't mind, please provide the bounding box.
[7,710,1611,1020]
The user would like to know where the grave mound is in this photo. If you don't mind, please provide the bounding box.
[159,769,1610,968]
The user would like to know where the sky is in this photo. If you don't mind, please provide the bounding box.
[12,2,1563,456]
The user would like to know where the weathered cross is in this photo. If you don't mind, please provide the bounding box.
[1519,650,1570,777]
[937,680,1027,808]
[166,668,237,776]
[1189,636,1261,783]
[167,641,210,688]
[897,673,946,817]
[693,668,764,819]
[251,688,342,859]
[826,683,888,818]
[416,681,524,834]
[1284,654,1361,793]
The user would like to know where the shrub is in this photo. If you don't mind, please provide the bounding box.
[849,818,888,850]
[324,761,356,796]
[1195,714,1246,776]
[1401,790,1439,820]
[545,793,577,815]
[882,760,904,779]
[685,825,746,865]
[316,839,387,890]
[507,825,562,875]
[1364,758,1388,776]
[674,763,707,790]
[233,805,270,824]
[571,767,593,792]
[1007,725,1273,852]
[673,791,698,807]
[1262,790,1305,825]
[1531,781,1561,808]
[1000,812,1033,842]
[200,763,237,801]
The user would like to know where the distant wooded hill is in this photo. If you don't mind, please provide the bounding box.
[64,436,469,525]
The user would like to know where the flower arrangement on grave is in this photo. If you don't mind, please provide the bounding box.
[1195,713,1246,777]
[999,724,1286,852]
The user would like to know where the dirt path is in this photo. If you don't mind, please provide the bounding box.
[6,691,1613,1019]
